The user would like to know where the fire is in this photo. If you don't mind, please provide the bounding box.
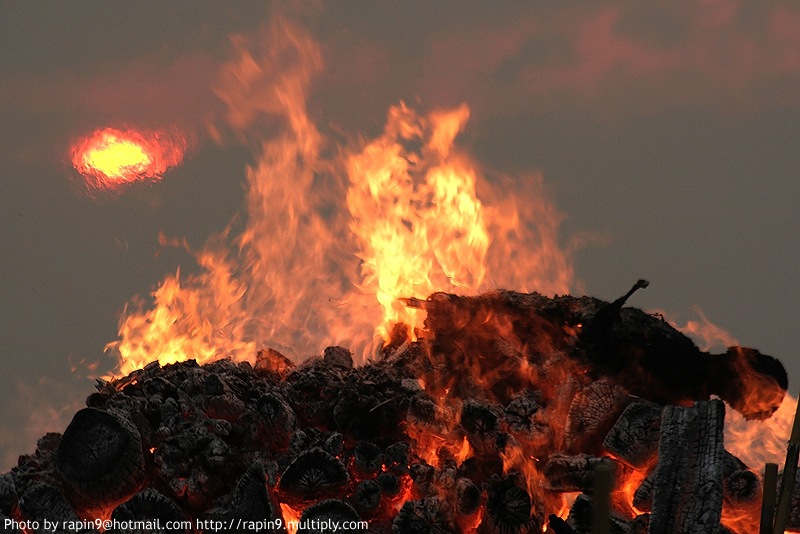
[71,127,186,194]
[279,503,301,534]
[105,16,574,376]
[346,103,490,340]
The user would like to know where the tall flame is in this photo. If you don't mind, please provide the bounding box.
[105,17,575,374]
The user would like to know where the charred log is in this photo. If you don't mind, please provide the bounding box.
[17,482,91,534]
[478,475,534,534]
[298,499,362,534]
[56,408,145,504]
[277,448,348,500]
[564,494,631,534]
[110,489,187,534]
[649,400,725,534]
[602,400,662,469]
[353,441,383,476]
[543,454,617,493]
[564,379,630,453]
[455,478,481,516]
[392,496,458,534]
[352,479,381,517]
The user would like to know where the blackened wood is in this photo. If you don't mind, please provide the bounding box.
[455,478,481,516]
[353,441,383,476]
[649,400,725,534]
[460,399,501,454]
[55,407,145,504]
[111,489,187,533]
[17,482,89,534]
[592,461,613,534]
[0,473,15,517]
[547,515,576,534]
[774,390,800,534]
[277,448,348,499]
[392,496,458,534]
[761,463,778,534]
[299,499,362,534]
[565,379,630,452]
[543,454,614,492]
[602,400,662,469]
[478,475,534,534]
[352,479,381,518]
[632,470,654,512]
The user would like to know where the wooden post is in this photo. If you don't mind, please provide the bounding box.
[761,463,778,534]
[593,460,613,534]
[774,393,800,534]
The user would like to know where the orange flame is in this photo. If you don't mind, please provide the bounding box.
[105,17,575,375]
[71,128,185,193]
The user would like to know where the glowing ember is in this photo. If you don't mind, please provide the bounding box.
[71,128,185,193]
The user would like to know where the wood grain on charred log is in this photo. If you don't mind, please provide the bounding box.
[277,448,348,500]
[56,407,145,504]
[110,489,187,534]
[649,400,725,534]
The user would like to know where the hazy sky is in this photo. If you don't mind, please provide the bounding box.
[2,1,799,469]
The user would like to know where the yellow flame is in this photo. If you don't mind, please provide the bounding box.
[81,133,150,181]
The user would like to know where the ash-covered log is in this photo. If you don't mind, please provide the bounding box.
[649,400,725,534]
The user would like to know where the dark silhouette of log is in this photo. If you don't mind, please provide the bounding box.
[546,515,577,534]
[56,407,145,504]
[257,393,296,448]
[649,400,725,534]
[760,463,777,534]
[383,441,410,475]
[376,473,401,497]
[0,473,15,517]
[633,470,654,512]
[592,461,613,534]
[110,489,187,534]
[460,399,502,454]
[774,391,800,534]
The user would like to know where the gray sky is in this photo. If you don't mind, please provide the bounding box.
[2,1,799,469]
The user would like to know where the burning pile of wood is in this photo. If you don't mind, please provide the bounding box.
[0,282,794,533]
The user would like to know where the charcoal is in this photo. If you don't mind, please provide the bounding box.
[257,393,296,447]
[323,346,354,370]
[632,471,654,512]
[0,513,21,534]
[384,441,410,474]
[392,496,458,534]
[503,390,541,433]
[17,482,91,534]
[478,475,534,534]
[354,441,383,475]
[629,514,649,534]
[543,454,615,492]
[110,489,187,533]
[277,448,348,499]
[455,478,481,516]
[376,473,401,497]
[546,515,577,534]
[460,399,502,454]
[564,379,630,452]
[601,400,662,469]
[203,464,281,534]
[352,479,382,517]
[565,494,630,534]
[409,462,436,495]
[0,473,16,516]
[724,469,760,504]
[298,500,362,534]
[56,407,145,504]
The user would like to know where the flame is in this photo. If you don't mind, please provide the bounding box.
[663,306,739,352]
[71,127,186,193]
[105,16,575,375]
[279,503,301,534]
[346,103,490,339]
